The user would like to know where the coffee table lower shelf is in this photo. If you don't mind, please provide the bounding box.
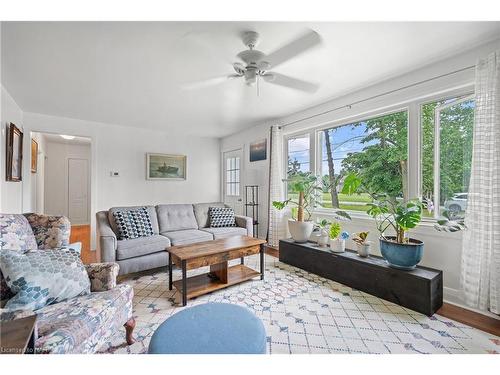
[172,264,260,301]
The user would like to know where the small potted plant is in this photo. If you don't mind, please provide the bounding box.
[273,173,350,243]
[329,222,349,253]
[316,219,330,247]
[353,231,371,257]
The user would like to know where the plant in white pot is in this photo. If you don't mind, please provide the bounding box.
[329,222,349,253]
[353,231,371,257]
[273,173,350,243]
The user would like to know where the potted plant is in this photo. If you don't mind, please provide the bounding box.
[273,173,350,243]
[352,231,371,257]
[316,219,330,247]
[329,222,349,253]
[341,173,466,269]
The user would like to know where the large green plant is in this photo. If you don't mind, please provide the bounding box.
[341,173,465,243]
[273,172,351,222]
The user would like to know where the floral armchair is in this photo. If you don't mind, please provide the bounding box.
[0,213,135,354]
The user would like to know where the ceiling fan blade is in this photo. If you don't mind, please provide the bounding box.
[263,73,319,93]
[262,29,322,69]
[180,74,240,90]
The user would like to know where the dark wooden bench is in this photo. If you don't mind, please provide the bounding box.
[279,239,443,316]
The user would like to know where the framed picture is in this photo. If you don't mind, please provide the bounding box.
[31,139,38,173]
[249,139,267,162]
[6,123,23,182]
[146,153,186,180]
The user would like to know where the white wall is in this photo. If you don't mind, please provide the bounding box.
[44,140,91,223]
[221,122,272,239]
[221,38,500,309]
[20,112,221,249]
[0,85,24,213]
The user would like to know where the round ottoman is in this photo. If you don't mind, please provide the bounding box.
[148,303,267,354]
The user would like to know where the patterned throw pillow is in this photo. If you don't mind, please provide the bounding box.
[0,214,38,251]
[0,248,91,311]
[209,207,237,228]
[112,207,154,240]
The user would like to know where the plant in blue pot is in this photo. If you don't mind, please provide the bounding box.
[340,173,465,270]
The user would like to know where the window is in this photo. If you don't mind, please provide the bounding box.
[421,95,474,218]
[225,156,240,196]
[286,134,310,195]
[319,110,408,212]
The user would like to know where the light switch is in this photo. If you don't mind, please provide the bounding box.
[110,171,120,177]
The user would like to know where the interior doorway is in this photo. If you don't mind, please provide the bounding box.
[30,132,92,224]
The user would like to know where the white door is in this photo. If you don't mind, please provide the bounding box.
[68,158,89,224]
[223,149,244,215]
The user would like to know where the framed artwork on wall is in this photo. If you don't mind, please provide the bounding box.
[249,139,267,162]
[6,123,23,182]
[31,139,38,173]
[146,153,187,180]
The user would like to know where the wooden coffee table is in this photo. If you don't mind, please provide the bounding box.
[167,235,266,306]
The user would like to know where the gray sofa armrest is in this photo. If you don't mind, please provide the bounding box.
[235,215,254,237]
[96,211,117,262]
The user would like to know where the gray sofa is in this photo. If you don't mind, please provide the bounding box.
[96,202,253,275]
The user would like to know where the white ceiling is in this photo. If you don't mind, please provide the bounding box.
[41,133,91,145]
[2,22,500,138]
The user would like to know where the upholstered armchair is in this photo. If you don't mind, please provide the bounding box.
[0,213,135,353]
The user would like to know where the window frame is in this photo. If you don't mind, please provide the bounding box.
[313,106,410,216]
[417,91,474,220]
[281,85,475,222]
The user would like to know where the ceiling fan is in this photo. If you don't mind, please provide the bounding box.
[182,29,322,93]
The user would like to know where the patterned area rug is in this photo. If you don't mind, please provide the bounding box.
[99,255,499,354]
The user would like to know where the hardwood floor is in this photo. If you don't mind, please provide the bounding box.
[437,302,500,337]
[70,224,96,264]
[268,244,500,337]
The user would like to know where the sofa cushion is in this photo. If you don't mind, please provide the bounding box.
[156,204,198,232]
[0,214,38,251]
[209,207,237,228]
[23,213,70,250]
[193,202,226,228]
[112,207,154,240]
[0,248,91,311]
[200,227,247,239]
[161,229,213,246]
[35,283,133,354]
[116,235,171,261]
[108,206,159,236]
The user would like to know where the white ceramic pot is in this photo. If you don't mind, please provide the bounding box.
[288,220,314,243]
[309,231,321,243]
[329,238,345,253]
[356,241,371,257]
[317,229,329,247]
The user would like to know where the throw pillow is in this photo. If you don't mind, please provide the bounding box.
[209,207,237,228]
[0,248,91,311]
[112,207,154,240]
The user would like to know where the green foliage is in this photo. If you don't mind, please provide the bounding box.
[340,111,408,198]
[273,172,350,222]
[329,222,341,239]
[434,210,467,232]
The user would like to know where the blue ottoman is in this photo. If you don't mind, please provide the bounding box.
[148,303,267,354]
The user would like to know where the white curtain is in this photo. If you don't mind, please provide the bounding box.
[267,125,286,247]
[461,50,500,315]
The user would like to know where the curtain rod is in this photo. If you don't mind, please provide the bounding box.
[280,64,475,129]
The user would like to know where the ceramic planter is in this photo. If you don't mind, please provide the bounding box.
[288,220,314,243]
[356,241,371,257]
[317,229,329,247]
[329,238,345,253]
[379,236,424,270]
